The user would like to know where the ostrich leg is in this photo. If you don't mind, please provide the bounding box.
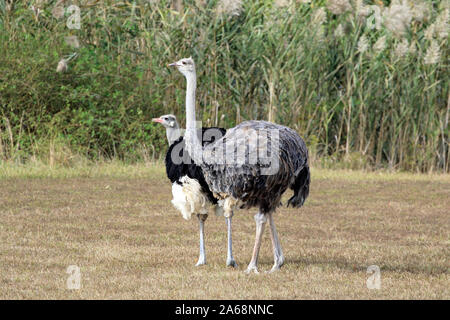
[195,214,208,266]
[226,214,237,267]
[267,213,284,273]
[245,212,267,274]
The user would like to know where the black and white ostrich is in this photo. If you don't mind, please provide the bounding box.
[151,114,235,267]
[168,57,310,273]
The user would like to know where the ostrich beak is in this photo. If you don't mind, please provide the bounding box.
[167,62,178,67]
[152,118,163,123]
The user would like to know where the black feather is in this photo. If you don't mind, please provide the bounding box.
[287,166,310,208]
[165,127,226,204]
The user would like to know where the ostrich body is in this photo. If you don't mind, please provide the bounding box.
[152,115,235,267]
[169,57,310,273]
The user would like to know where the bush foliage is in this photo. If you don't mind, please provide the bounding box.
[0,0,448,172]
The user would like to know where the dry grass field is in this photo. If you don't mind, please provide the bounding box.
[0,163,448,299]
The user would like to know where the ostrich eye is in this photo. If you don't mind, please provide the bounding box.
[182,61,186,65]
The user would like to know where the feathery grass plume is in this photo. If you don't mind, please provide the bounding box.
[394,39,409,58]
[373,35,387,54]
[410,0,430,22]
[424,23,435,40]
[315,27,326,43]
[310,7,327,44]
[435,9,449,39]
[357,34,369,53]
[274,0,290,7]
[355,0,371,19]
[52,0,65,19]
[354,0,364,12]
[312,7,327,25]
[327,0,351,15]
[334,24,344,38]
[383,0,412,37]
[424,40,440,64]
[56,59,68,73]
[216,0,243,17]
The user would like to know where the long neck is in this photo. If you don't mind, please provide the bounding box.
[185,72,197,131]
[184,72,202,163]
[166,123,181,145]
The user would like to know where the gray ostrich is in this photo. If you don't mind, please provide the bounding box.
[168,57,310,273]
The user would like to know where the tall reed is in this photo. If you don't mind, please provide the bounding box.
[0,0,448,172]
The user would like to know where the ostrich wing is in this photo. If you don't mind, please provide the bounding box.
[201,121,308,213]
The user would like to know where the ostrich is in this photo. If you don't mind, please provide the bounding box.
[151,114,236,267]
[168,57,310,273]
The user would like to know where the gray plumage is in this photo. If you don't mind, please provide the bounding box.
[201,120,309,214]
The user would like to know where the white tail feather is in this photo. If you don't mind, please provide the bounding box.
[171,176,209,220]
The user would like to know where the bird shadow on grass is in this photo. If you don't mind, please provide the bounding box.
[287,255,448,275]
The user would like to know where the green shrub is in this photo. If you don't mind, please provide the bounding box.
[0,0,448,172]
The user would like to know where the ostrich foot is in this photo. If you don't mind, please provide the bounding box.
[267,265,281,273]
[195,258,206,267]
[245,264,259,274]
[226,258,238,268]
[266,257,284,273]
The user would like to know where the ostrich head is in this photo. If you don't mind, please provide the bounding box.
[168,57,196,77]
[168,56,198,150]
[152,114,181,145]
[152,114,178,129]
